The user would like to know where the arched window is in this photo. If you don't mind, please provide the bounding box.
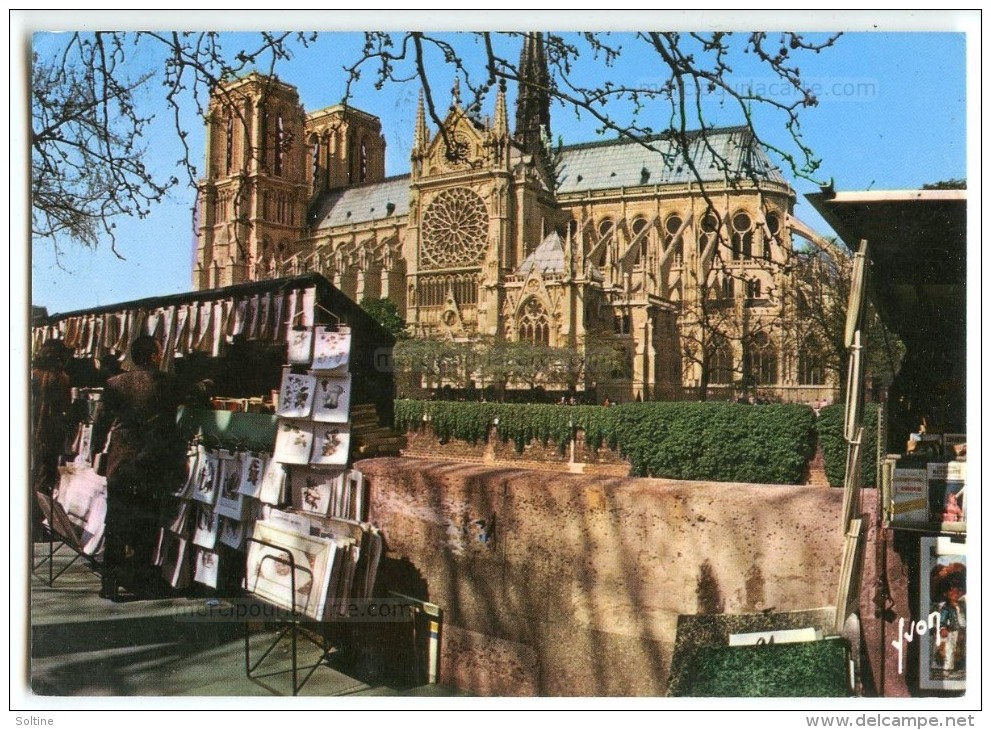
[709,336,734,385]
[665,213,684,263]
[747,331,778,385]
[567,218,579,242]
[798,336,826,386]
[311,135,320,189]
[698,211,720,255]
[721,276,735,300]
[764,211,781,260]
[592,219,614,268]
[360,138,368,183]
[746,278,762,299]
[630,216,649,265]
[518,298,550,345]
[259,111,269,171]
[732,211,754,260]
[225,113,234,174]
[274,115,285,176]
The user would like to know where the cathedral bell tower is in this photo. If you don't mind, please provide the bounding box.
[195,73,309,289]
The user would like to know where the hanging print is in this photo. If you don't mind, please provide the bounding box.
[287,326,313,365]
[291,469,345,516]
[238,451,268,499]
[273,420,316,465]
[309,425,351,466]
[311,373,351,423]
[275,367,316,419]
[311,326,350,371]
[193,449,220,505]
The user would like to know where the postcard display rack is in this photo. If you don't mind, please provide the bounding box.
[234,323,383,695]
[881,441,967,693]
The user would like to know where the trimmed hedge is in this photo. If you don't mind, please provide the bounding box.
[817,403,879,488]
[614,402,817,484]
[395,399,817,485]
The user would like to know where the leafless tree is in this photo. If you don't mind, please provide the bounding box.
[31,31,316,258]
[32,30,840,259]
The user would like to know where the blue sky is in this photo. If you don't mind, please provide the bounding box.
[25,19,971,315]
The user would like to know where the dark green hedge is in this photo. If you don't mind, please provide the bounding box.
[396,400,817,485]
[394,399,616,455]
[614,402,817,484]
[817,403,879,488]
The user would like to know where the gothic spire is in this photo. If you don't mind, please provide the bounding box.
[413,89,429,154]
[493,79,509,138]
[515,31,551,157]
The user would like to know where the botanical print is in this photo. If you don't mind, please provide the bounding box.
[291,469,345,516]
[276,367,316,419]
[311,374,351,423]
[311,326,350,371]
[287,326,313,365]
[310,425,351,466]
[919,536,966,691]
[273,420,315,465]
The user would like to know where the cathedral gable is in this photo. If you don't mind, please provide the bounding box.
[424,112,488,175]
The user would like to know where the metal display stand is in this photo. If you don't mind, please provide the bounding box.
[33,490,102,586]
[243,536,336,696]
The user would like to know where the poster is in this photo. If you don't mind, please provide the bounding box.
[919,536,966,691]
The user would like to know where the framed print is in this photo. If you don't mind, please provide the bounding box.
[311,373,352,423]
[192,449,220,505]
[276,367,316,419]
[193,505,219,549]
[287,326,313,365]
[246,521,337,620]
[216,451,247,520]
[193,548,220,588]
[238,451,268,499]
[310,425,350,466]
[273,420,316,465]
[311,326,350,371]
[919,536,966,691]
[291,468,345,516]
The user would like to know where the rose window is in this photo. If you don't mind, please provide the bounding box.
[421,188,490,269]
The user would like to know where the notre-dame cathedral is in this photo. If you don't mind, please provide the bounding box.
[194,35,837,404]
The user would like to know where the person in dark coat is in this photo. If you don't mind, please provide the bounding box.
[98,335,186,600]
[31,339,73,536]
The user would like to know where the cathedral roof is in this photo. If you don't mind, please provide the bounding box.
[310,175,411,229]
[307,127,788,232]
[555,126,788,194]
[516,231,567,275]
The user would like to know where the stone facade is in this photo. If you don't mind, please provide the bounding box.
[194,38,839,404]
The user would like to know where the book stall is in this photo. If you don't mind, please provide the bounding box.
[32,274,396,694]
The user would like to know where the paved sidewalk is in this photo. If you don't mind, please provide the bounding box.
[29,544,465,698]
